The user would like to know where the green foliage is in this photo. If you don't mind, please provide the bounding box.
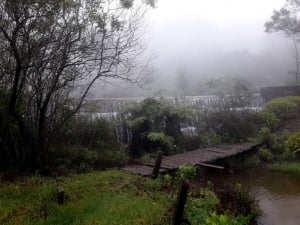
[50,117,129,173]
[48,146,99,174]
[233,183,258,216]
[202,111,257,144]
[63,118,121,151]
[121,98,185,156]
[271,131,291,154]
[162,174,172,187]
[200,129,222,146]
[0,170,171,225]
[126,116,147,130]
[264,96,300,121]
[285,132,300,154]
[284,96,300,107]
[177,165,197,180]
[269,162,300,175]
[270,131,299,161]
[146,132,175,154]
[252,111,280,131]
[0,0,151,172]
[257,127,272,142]
[205,212,250,225]
[215,183,259,221]
[258,147,273,162]
[185,188,219,225]
[95,147,129,169]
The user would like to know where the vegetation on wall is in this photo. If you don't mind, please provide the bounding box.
[119,98,186,156]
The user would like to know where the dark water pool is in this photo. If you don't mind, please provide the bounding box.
[206,168,300,225]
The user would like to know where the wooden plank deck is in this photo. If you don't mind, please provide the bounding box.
[122,141,261,176]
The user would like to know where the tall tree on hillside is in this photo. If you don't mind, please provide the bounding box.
[265,0,300,83]
[0,0,154,171]
[176,68,189,96]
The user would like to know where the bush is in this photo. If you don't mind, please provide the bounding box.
[200,129,222,147]
[258,147,273,162]
[95,147,129,169]
[185,188,219,225]
[120,98,186,156]
[62,118,121,151]
[202,111,257,143]
[177,165,197,180]
[271,131,291,154]
[256,127,272,142]
[264,96,299,121]
[145,132,175,154]
[285,132,300,155]
[48,146,99,174]
[270,131,298,161]
[283,96,300,110]
[205,212,250,225]
[252,111,279,131]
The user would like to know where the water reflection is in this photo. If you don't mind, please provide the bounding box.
[207,168,300,225]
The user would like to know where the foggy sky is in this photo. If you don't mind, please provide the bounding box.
[94,0,297,97]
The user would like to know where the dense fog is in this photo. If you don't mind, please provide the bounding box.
[91,0,295,97]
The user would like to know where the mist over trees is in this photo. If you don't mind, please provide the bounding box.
[0,0,153,171]
[265,0,300,83]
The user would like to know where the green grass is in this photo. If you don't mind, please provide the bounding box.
[269,162,300,175]
[0,170,171,225]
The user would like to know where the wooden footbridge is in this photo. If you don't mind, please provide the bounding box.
[122,142,262,176]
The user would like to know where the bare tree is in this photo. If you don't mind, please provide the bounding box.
[0,0,153,171]
[265,0,300,83]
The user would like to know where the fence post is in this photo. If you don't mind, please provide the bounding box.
[173,179,189,225]
[152,151,163,179]
[57,186,65,205]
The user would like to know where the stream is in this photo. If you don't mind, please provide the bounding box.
[207,168,300,225]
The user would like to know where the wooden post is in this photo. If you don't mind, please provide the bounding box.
[173,179,189,225]
[152,151,163,179]
[57,186,65,205]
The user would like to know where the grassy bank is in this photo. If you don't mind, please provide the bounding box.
[0,170,171,225]
[269,162,300,175]
[0,169,258,225]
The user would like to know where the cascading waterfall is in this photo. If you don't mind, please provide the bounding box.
[80,94,265,142]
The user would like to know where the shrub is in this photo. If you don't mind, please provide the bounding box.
[285,132,300,154]
[271,131,291,154]
[270,131,299,161]
[145,132,175,154]
[252,111,280,131]
[121,98,186,156]
[205,212,250,225]
[258,147,273,162]
[200,129,222,147]
[184,135,202,151]
[177,165,197,180]
[185,188,219,225]
[62,118,121,150]
[202,111,257,143]
[264,97,299,121]
[256,127,272,142]
[282,96,300,110]
[48,146,99,174]
[95,147,129,169]
[215,183,259,218]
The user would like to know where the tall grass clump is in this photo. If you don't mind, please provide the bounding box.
[264,96,300,121]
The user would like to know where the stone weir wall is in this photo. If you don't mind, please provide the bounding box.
[83,94,264,115]
[260,86,300,102]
